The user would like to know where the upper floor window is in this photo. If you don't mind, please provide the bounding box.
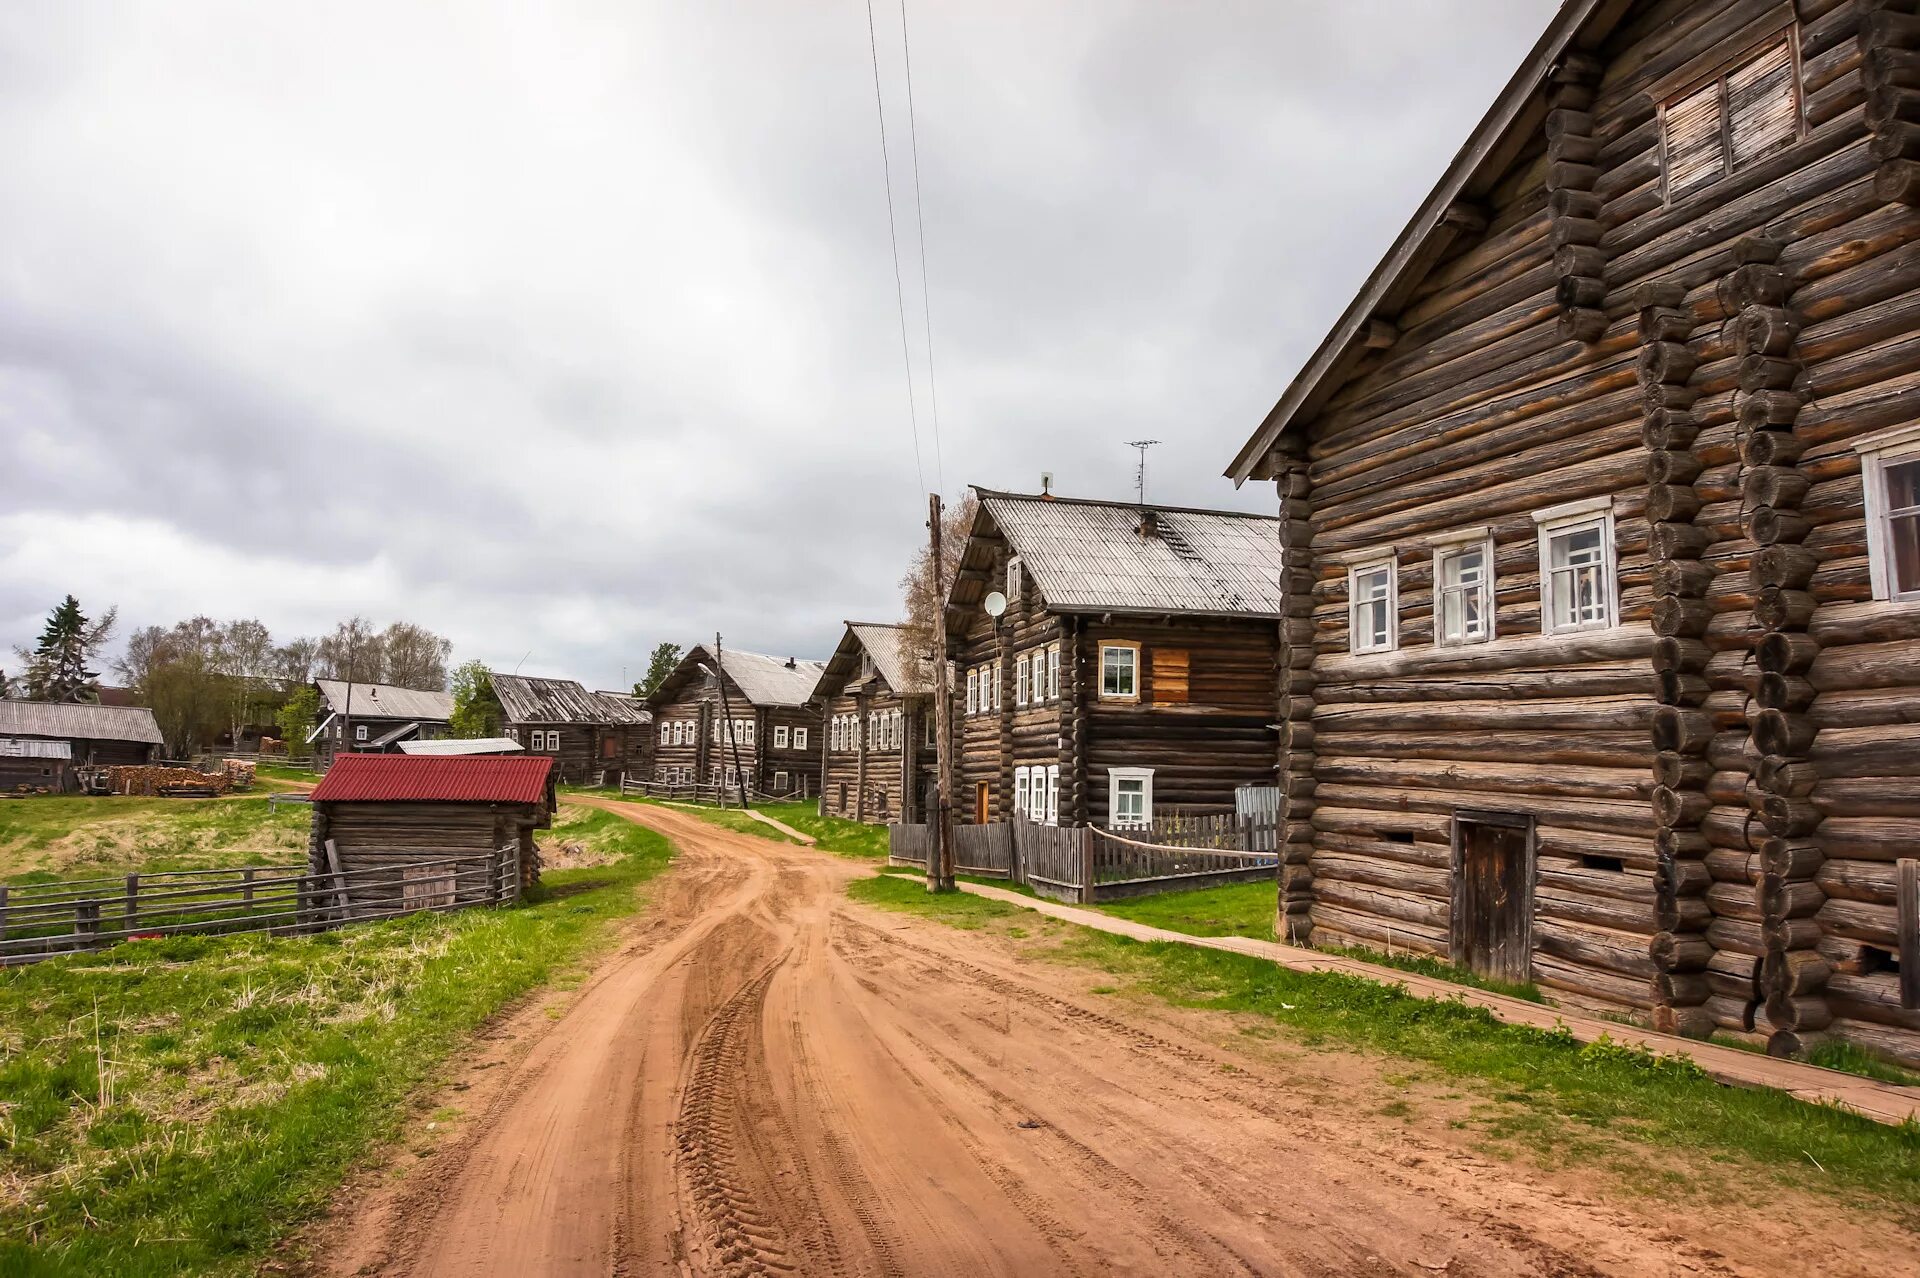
[1099,643,1139,700]
[1433,535,1494,646]
[1008,556,1024,602]
[1661,29,1801,205]
[1858,425,1920,602]
[966,668,979,715]
[1348,556,1397,653]
[774,724,790,749]
[793,726,808,751]
[1535,498,1617,634]
[354,724,369,742]
[1047,644,1060,699]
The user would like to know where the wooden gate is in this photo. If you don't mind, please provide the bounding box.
[1449,810,1535,984]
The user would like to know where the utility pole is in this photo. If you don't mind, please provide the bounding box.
[928,493,956,893]
[713,633,751,810]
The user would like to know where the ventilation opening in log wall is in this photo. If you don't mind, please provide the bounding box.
[1580,853,1625,872]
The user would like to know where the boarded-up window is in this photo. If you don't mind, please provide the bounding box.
[1150,648,1190,704]
[1661,31,1801,205]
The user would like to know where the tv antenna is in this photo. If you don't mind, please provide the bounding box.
[1126,439,1160,506]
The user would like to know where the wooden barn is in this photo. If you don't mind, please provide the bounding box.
[491,675,652,785]
[308,680,455,767]
[1226,0,1920,1064]
[307,753,556,901]
[0,700,164,792]
[945,488,1285,830]
[646,646,826,797]
[814,622,943,824]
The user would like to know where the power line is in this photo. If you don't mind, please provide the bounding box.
[865,0,928,497]
[898,0,944,497]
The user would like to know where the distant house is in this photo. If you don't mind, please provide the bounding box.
[0,700,164,792]
[646,646,826,797]
[490,675,652,786]
[946,487,1285,828]
[813,622,944,825]
[308,680,455,767]
[396,737,525,757]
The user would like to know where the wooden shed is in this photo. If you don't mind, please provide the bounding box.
[945,488,1285,831]
[307,754,556,898]
[646,646,826,797]
[491,675,653,785]
[1225,0,1920,1065]
[813,622,945,824]
[0,700,164,792]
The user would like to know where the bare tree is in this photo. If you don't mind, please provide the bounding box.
[898,491,976,658]
[315,617,384,683]
[381,621,453,690]
[274,635,320,685]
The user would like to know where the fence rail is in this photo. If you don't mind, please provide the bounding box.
[887,822,1014,877]
[0,847,521,966]
[620,777,808,807]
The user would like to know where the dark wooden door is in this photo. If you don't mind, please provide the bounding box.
[1452,815,1533,983]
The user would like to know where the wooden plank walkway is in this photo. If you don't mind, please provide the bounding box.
[957,881,1920,1128]
[744,810,816,845]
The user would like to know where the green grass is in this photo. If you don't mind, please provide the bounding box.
[1319,943,1546,1004]
[848,871,1025,929]
[749,803,888,859]
[0,797,310,882]
[0,803,673,1277]
[1810,1040,1920,1087]
[848,870,1920,1212]
[1093,880,1277,941]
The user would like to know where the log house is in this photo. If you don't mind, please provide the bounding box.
[0,700,164,792]
[491,674,653,786]
[308,680,454,768]
[645,645,826,797]
[813,622,946,824]
[1227,0,1920,1065]
[945,488,1285,830]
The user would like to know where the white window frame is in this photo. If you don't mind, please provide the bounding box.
[1534,497,1618,635]
[1347,553,1398,654]
[1047,644,1060,700]
[993,660,1002,710]
[354,724,369,742]
[966,668,979,715]
[1098,643,1138,701]
[773,770,789,792]
[1016,653,1030,706]
[793,726,808,751]
[1430,529,1495,647]
[1857,424,1920,603]
[924,713,936,747]
[1108,766,1153,829]
[774,724,790,749]
[1013,766,1032,818]
[1046,764,1060,825]
[1008,555,1024,601]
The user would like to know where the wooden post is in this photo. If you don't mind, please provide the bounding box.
[1079,826,1096,905]
[77,899,101,949]
[124,873,138,933]
[712,633,752,811]
[1900,859,1919,1011]
[928,492,957,893]
[324,838,351,922]
[0,883,8,942]
[243,867,255,909]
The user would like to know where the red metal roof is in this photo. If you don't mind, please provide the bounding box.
[310,753,554,805]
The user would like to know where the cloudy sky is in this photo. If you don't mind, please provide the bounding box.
[0,0,1554,691]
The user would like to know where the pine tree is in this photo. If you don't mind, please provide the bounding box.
[19,596,117,703]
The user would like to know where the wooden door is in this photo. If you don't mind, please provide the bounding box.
[1451,812,1534,984]
[975,782,991,825]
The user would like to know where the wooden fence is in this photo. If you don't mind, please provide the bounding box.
[885,816,1278,904]
[619,778,806,807]
[0,848,522,966]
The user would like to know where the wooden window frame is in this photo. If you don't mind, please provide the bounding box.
[1015,652,1031,706]
[1046,764,1060,826]
[1348,555,1398,654]
[1047,644,1060,700]
[793,726,808,751]
[1013,766,1032,819]
[773,770,789,793]
[966,668,979,715]
[1656,15,1804,208]
[1108,766,1154,828]
[774,724,790,749]
[1098,642,1141,702]
[1008,555,1024,602]
[1534,498,1618,635]
[1857,424,1920,603]
[1431,532,1496,647]
[354,724,369,742]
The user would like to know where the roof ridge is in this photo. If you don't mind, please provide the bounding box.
[971,485,1280,522]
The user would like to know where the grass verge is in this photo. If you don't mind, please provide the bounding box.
[0,797,310,881]
[847,871,1920,1212]
[749,804,888,858]
[0,803,672,1278]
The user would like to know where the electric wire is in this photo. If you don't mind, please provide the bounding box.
[865,0,929,497]
[897,0,944,496]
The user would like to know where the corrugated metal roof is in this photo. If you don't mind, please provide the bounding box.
[491,675,651,725]
[0,700,165,745]
[717,649,826,707]
[314,680,455,722]
[397,737,526,755]
[967,490,1283,617]
[311,753,553,804]
[814,622,934,701]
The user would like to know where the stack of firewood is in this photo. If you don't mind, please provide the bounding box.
[221,759,257,790]
[106,765,236,797]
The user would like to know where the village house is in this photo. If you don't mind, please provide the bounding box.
[813,621,943,824]
[1226,0,1920,1064]
[308,679,455,767]
[490,675,652,785]
[945,487,1285,830]
[0,700,164,792]
[646,645,826,797]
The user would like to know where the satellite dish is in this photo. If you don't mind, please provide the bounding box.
[983,591,1008,618]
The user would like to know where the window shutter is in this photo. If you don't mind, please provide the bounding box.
[1664,79,1725,202]
[1150,649,1190,705]
[1728,38,1797,169]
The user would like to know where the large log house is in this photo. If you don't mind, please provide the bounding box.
[646,645,826,797]
[490,674,652,786]
[946,488,1284,830]
[1227,0,1920,1064]
[814,621,942,824]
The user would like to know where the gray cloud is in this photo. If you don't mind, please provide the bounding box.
[0,0,1555,687]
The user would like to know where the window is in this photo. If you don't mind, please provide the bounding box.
[601,734,618,759]
[1014,766,1032,818]
[1048,645,1060,700]
[1016,654,1030,706]
[1045,765,1060,825]
[966,668,979,715]
[742,719,754,746]
[993,660,1002,710]
[1858,425,1920,602]
[1348,557,1397,653]
[1535,499,1617,634]
[1008,555,1024,601]
[1109,767,1153,828]
[1099,643,1139,700]
[774,724,790,749]
[924,713,936,747]
[774,771,789,792]
[1433,535,1494,646]
[1660,30,1801,205]
[354,724,369,742]
[793,727,807,751]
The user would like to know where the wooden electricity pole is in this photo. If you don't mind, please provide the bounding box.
[928,493,957,893]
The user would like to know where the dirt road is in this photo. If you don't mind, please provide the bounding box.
[321,802,1909,1277]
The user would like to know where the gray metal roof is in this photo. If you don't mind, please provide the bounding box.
[717,649,828,707]
[492,674,651,725]
[0,699,165,745]
[398,737,525,755]
[813,622,934,701]
[315,680,455,723]
[964,490,1283,618]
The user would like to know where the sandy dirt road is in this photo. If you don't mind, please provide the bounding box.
[319,801,1912,1277]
